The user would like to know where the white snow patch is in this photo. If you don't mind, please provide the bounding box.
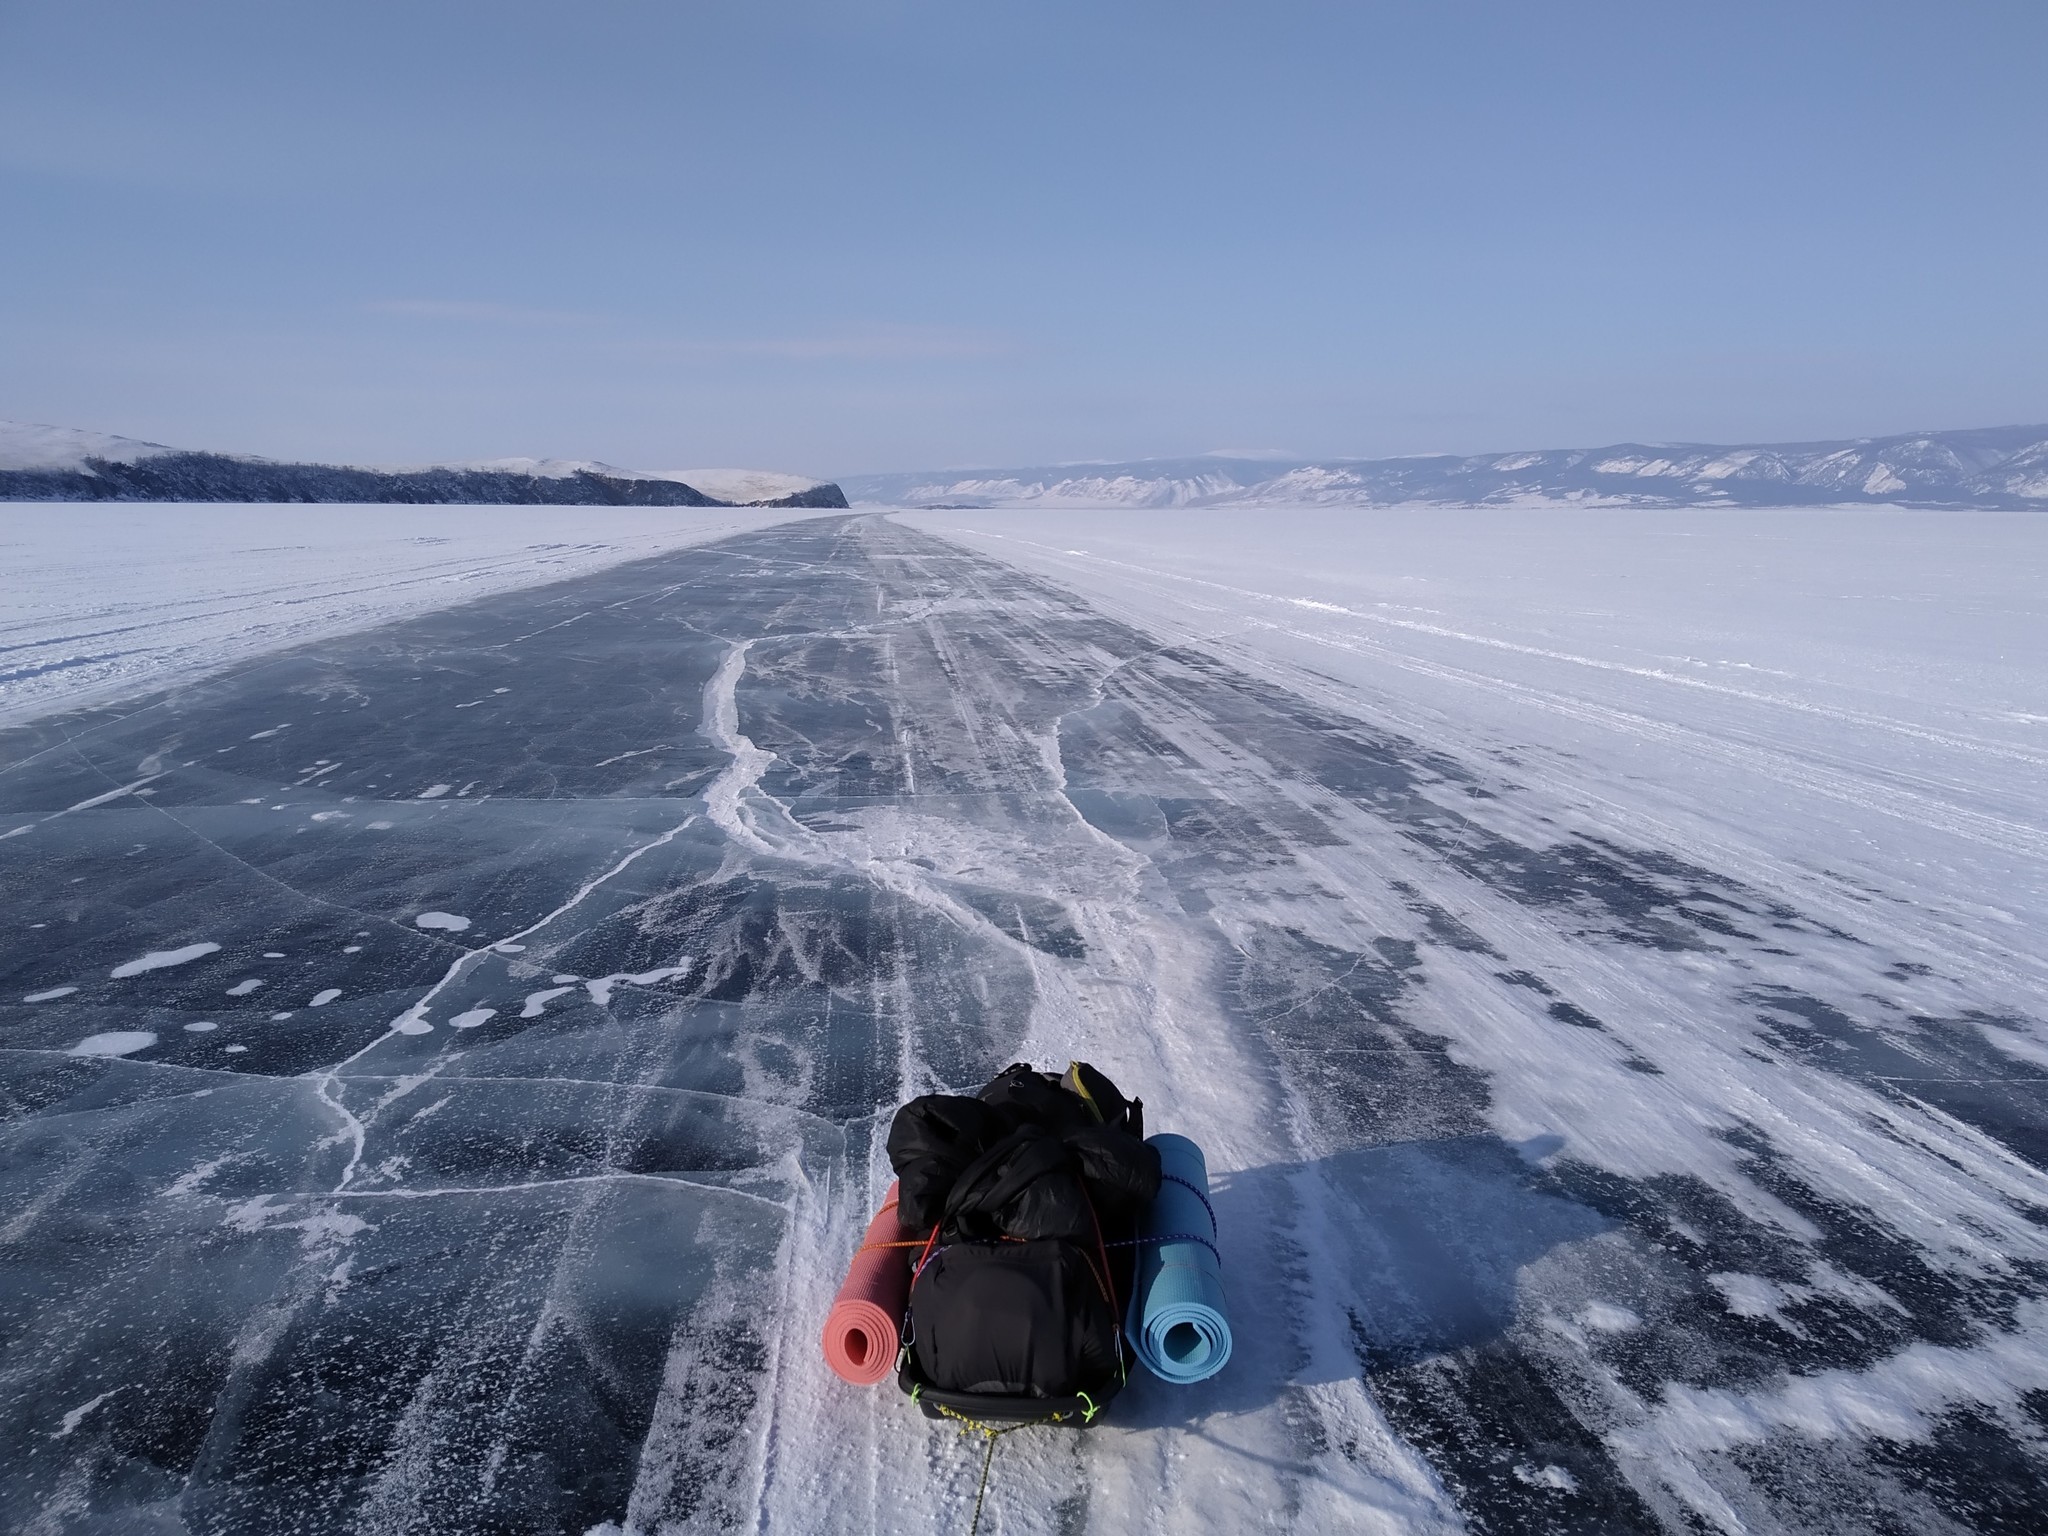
[182,1021,218,1032]
[69,1031,157,1057]
[226,979,264,996]
[109,942,220,978]
[165,1153,238,1198]
[583,964,692,1009]
[22,986,78,1002]
[1625,1301,2048,1461]
[519,986,574,1018]
[1710,1272,1792,1319]
[1580,1301,1641,1332]
[221,1195,370,1251]
[449,1007,497,1029]
[412,911,471,932]
[54,1387,123,1438]
[310,989,342,1006]
[416,783,452,800]
[42,776,165,820]
[389,1005,434,1035]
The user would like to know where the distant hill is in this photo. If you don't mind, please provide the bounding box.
[842,425,2048,510]
[0,420,848,509]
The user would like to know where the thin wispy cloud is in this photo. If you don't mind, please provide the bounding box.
[359,305,1007,362]
[625,325,1014,362]
[12,4,2040,468]
[361,299,601,325]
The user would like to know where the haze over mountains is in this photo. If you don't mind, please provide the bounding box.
[0,421,848,509]
[9,418,2048,512]
[844,424,2048,510]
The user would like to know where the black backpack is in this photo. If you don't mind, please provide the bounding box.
[886,1062,1157,1424]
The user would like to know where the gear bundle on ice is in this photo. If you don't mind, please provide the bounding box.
[889,1062,1157,1421]
[822,1061,1231,1431]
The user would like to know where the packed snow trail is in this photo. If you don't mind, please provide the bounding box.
[1,514,2044,1534]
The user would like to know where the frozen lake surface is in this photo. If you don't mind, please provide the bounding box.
[0,503,804,728]
[2,509,2045,1533]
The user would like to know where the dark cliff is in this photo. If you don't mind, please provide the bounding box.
[0,448,849,509]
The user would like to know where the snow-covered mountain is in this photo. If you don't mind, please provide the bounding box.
[0,420,848,509]
[844,424,2048,510]
[0,420,186,473]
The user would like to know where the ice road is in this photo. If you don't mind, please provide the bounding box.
[0,502,804,730]
[2,512,2045,1535]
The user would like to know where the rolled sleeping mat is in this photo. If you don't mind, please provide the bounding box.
[822,1181,914,1385]
[1126,1133,1231,1384]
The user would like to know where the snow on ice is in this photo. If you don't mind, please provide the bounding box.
[0,502,808,728]
[67,1031,159,1057]
[2,507,2045,1534]
[108,941,221,977]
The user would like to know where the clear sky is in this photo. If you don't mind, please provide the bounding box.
[3,0,2044,476]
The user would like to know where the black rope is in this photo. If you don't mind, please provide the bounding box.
[1158,1171,1218,1237]
[1105,1231,1223,1263]
[929,1402,1076,1536]
[967,1431,999,1536]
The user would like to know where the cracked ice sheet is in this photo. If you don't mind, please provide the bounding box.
[0,517,1058,1534]
[0,501,808,729]
[882,506,2048,1532]
[899,506,2048,990]
[4,513,2048,1534]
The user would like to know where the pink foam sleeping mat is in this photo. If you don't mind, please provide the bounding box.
[822,1182,917,1385]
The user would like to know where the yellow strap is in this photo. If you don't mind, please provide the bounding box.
[1064,1061,1106,1123]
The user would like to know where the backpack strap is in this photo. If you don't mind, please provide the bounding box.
[1062,1061,1138,1133]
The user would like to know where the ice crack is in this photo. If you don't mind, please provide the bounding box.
[701,638,780,854]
